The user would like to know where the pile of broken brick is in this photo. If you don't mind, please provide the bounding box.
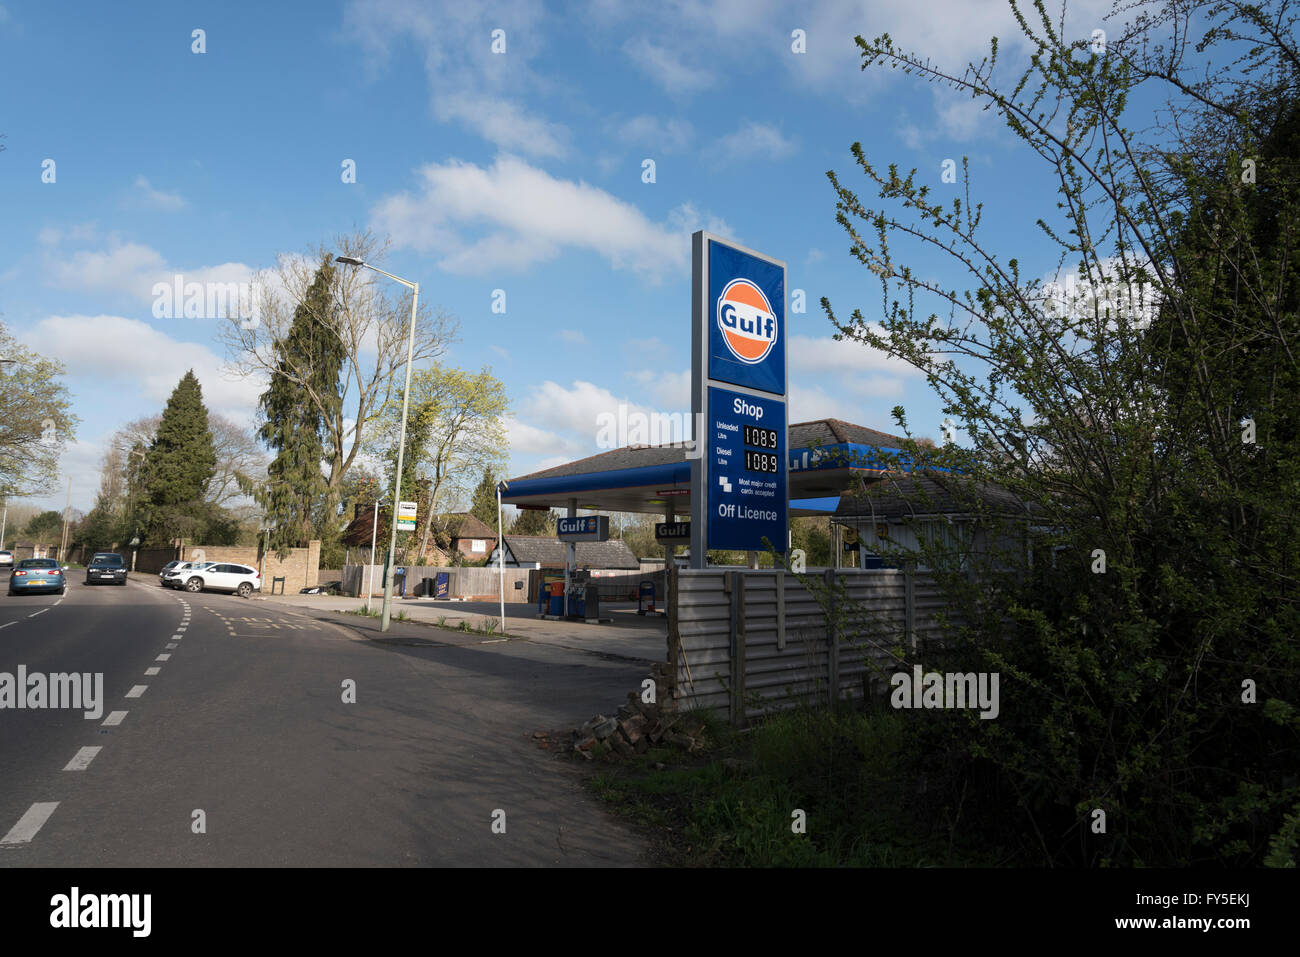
[532,660,708,760]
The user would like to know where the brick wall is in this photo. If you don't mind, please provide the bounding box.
[452,535,497,560]
[181,540,320,592]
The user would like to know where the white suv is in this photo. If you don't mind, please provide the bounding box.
[161,561,211,589]
[175,562,262,597]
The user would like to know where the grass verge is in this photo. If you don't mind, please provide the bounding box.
[586,705,998,867]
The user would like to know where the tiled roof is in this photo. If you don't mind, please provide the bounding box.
[835,472,1039,521]
[503,535,640,569]
[444,513,497,539]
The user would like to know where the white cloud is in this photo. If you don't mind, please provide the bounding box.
[47,242,167,299]
[789,333,919,377]
[37,222,97,246]
[787,333,919,406]
[788,382,846,423]
[530,455,572,472]
[516,379,691,450]
[558,329,586,344]
[629,368,690,409]
[616,114,694,153]
[341,0,567,159]
[503,415,586,458]
[39,230,256,309]
[708,121,798,165]
[436,92,568,159]
[622,36,714,95]
[133,175,186,210]
[591,0,1122,102]
[22,314,263,421]
[372,154,731,279]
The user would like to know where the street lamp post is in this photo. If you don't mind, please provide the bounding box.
[335,255,419,632]
[497,480,507,635]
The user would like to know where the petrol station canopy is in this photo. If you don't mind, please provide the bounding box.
[500,418,929,517]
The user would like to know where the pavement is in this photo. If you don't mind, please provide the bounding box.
[254,588,670,664]
[0,572,657,866]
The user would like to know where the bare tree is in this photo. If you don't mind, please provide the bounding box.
[208,415,268,508]
[106,413,263,509]
[222,230,458,519]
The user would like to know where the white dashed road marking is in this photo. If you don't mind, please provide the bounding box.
[0,622,14,630]
[1,803,59,845]
[63,746,102,771]
[166,643,177,649]
[145,667,160,676]
[125,685,147,698]
[156,654,170,661]
[103,711,127,726]
[28,609,48,618]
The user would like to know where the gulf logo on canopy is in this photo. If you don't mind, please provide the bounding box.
[716,278,778,365]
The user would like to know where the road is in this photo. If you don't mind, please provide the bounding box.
[0,573,650,866]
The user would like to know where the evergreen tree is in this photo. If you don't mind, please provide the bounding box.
[510,507,556,536]
[257,256,344,553]
[23,510,63,542]
[141,371,217,544]
[468,469,500,530]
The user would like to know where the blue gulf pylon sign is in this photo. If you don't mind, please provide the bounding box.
[690,232,788,565]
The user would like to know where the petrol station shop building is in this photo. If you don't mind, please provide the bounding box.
[500,416,932,569]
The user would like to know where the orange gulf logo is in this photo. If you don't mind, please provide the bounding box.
[716,279,777,365]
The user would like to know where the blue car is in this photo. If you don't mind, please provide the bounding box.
[8,558,67,596]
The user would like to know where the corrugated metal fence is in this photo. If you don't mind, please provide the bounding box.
[669,567,961,726]
[342,564,533,598]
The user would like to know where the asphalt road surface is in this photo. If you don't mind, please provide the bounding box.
[0,573,650,866]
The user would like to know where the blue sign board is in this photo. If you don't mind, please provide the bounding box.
[705,386,787,552]
[707,240,786,396]
[557,515,609,541]
[691,232,789,566]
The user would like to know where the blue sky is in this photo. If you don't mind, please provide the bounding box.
[0,0,1122,513]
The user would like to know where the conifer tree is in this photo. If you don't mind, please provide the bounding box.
[257,256,344,553]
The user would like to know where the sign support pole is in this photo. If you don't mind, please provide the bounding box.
[565,498,576,617]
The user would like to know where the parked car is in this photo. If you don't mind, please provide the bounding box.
[85,552,128,585]
[299,581,342,595]
[0,550,13,570]
[158,560,181,585]
[172,562,262,597]
[8,558,66,596]
[161,561,213,589]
